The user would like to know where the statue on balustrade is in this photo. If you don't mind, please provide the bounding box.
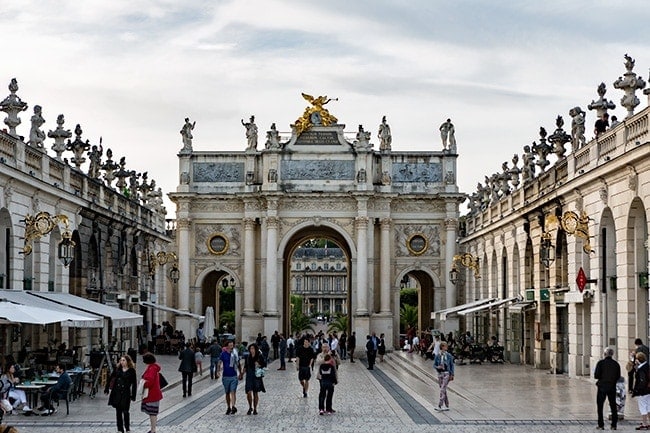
[28,105,46,148]
[265,123,281,150]
[521,145,535,182]
[87,140,104,179]
[242,115,258,151]
[378,116,392,151]
[509,154,521,189]
[180,117,195,152]
[569,107,586,152]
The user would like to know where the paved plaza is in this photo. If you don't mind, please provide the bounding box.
[3,351,638,433]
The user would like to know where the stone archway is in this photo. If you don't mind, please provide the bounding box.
[396,268,438,347]
[196,267,238,337]
[281,225,353,335]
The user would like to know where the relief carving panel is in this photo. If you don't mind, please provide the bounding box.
[281,160,355,180]
[394,224,441,257]
[193,162,245,183]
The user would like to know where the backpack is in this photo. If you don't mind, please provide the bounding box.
[0,377,12,396]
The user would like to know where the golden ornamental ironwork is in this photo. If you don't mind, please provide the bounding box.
[22,211,72,256]
[561,210,593,254]
[452,253,481,280]
[149,251,178,277]
[292,93,338,135]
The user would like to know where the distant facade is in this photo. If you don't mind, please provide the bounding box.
[0,78,171,355]
[169,97,464,349]
[451,55,650,378]
[291,247,349,316]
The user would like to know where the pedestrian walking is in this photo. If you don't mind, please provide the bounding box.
[178,342,196,397]
[278,334,287,370]
[104,355,137,433]
[594,347,620,430]
[140,353,163,433]
[339,331,347,360]
[296,337,315,398]
[244,343,266,415]
[217,340,244,414]
[632,352,650,430]
[260,336,271,364]
[630,338,650,392]
[207,338,222,380]
[378,333,386,362]
[287,335,295,362]
[317,354,338,415]
[366,335,377,370]
[271,331,280,360]
[433,342,454,411]
[347,331,356,363]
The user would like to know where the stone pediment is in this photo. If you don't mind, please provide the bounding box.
[283,125,353,153]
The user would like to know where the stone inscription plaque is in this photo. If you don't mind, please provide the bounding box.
[193,162,245,183]
[281,160,355,180]
[295,131,340,146]
[392,162,442,183]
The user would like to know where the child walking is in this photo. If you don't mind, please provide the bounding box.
[195,346,205,376]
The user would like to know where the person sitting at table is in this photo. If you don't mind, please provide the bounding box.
[35,363,71,416]
[1,364,31,412]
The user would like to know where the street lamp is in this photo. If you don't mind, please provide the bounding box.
[169,263,180,284]
[449,263,459,285]
[221,276,235,289]
[149,251,178,277]
[22,211,76,267]
[400,275,410,289]
[540,232,555,269]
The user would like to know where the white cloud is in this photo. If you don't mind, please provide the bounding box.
[2,0,650,216]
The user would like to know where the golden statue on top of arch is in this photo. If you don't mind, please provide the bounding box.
[292,93,338,135]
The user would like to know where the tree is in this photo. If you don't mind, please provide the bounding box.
[291,313,315,335]
[400,305,418,331]
[219,310,235,334]
[400,288,418,307]
[327,314,348,333]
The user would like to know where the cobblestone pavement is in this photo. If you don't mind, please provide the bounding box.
[3,351,639,433]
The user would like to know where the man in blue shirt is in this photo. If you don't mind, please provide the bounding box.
[217,341,243,415]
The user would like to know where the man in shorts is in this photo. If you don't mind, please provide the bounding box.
[216,340,243,414]
[295,337,315,398]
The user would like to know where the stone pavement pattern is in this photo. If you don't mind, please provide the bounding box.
[5,352,641,433]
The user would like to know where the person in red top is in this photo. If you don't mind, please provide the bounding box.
[141,353,163,433]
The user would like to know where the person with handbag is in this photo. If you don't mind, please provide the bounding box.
[244,343,266,415]
[140,353,163,433]
[104,355,137,433]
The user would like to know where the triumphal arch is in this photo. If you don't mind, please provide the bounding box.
[169,94,463,349]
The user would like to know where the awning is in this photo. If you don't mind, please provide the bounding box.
[31,292,142,328]
[432,298,498,321]
[139,301,204,321]
[458,296,519,316]
[508,301,537,312]
[0,289,102,328]
[0,300,101,326]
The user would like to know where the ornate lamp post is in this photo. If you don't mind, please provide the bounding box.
[22,211,75,267]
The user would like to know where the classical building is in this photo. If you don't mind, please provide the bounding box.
[290,246,349,316]
[449,55,650,378]
[0,78,172,357]
[169,95,464,348]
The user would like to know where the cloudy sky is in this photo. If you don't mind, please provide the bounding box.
[3,1,650,216]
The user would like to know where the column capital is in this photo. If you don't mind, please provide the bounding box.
[380,217,392,229]
[444,218,458,230]
[243,217,256,230]
[355,216,369,229]
[266,216,279,229]
[177,218,191,229]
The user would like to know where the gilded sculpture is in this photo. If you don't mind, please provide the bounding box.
[292,93,338,135]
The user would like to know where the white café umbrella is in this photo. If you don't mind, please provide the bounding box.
[204,306,215,340]
[0,300,98,325]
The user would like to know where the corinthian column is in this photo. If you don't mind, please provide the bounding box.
[445,218,458,309]
[243,218,256,313]
[177,218,191,311]
[380,218,391,313]
[265,216,279,315]
[355,217,369,315]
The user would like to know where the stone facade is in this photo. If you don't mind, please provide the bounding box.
[169,111,463,349]
[0,78,171,356]
[457,55,650,378]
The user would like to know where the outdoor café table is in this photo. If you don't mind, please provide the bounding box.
[32,380,58,386]
[15,383,45,408]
